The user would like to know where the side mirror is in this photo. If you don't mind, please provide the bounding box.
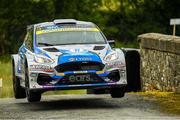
[108,40,115,48]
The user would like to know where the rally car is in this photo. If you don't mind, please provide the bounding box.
[11,19,141,102]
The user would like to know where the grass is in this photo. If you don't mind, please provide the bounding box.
[0,60,13,98]
[44,90,86,96]
[136,91,180,115]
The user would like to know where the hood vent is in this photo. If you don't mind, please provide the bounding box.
[43,48,59,52]
[93,46,105,50]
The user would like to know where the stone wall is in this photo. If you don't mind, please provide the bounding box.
[138,33,180,93]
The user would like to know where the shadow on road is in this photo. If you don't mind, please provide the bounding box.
[16,97,120,111]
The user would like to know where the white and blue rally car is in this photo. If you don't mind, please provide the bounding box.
[11,19,141,102]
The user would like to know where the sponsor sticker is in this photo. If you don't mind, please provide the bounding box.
[68,57,92,61]
[106,62,125,70]
[30,65,54,72]
[36,28,99,35]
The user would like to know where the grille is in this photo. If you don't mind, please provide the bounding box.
[55,61,104,72]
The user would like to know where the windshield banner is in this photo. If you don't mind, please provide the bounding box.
[36,28,99,35]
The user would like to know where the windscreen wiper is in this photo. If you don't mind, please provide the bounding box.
[54,43,93,45]
[38,42,54,46]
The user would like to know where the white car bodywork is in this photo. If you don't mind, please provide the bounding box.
[11,19,128,102]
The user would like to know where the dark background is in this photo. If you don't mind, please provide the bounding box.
[0,0,180,55]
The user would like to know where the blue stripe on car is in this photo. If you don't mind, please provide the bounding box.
[43,82,117,89]
[58,50,102,64]
[34,47,51,59]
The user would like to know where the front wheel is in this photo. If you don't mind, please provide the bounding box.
[26,89,41,102]
[110,87,125,98]
[25,74,41,102]
[25,61,41,102]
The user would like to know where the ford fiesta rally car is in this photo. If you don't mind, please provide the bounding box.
[12,19,141,102]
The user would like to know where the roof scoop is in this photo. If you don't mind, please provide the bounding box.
[53,19,77,25]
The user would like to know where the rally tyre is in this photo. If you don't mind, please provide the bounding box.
[12,59,26,99]
[26,91,41,102]
[25,61,41,102]
[25,73,41,102]
[124,50,141,92]
[110,87,125,98]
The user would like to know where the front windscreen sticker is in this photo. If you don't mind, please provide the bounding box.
[36,28,99,35]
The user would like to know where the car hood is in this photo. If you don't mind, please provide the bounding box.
[35,44,112,64]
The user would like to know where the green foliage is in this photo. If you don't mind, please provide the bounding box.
[0,0,180,55]
[115,41,139,48]
[0,55,11,62]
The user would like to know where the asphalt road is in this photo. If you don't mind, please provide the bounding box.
[0,94,179,120]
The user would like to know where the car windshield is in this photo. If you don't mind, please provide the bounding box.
[36,27,106,46]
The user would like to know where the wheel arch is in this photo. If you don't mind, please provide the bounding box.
[24,54,28,68]
[113,48,126,64]
[11,54,19,76]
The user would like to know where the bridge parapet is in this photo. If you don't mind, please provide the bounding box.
[138,33,180,93]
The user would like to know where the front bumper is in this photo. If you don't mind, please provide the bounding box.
[28,60,127,91]
[30,83,126,93]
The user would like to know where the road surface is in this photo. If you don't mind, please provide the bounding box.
[0,94,179,120]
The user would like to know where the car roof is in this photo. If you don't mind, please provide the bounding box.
[27,19,96,30]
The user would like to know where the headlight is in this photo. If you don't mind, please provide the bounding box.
[34,55,53,63]
[104,52,118,62]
